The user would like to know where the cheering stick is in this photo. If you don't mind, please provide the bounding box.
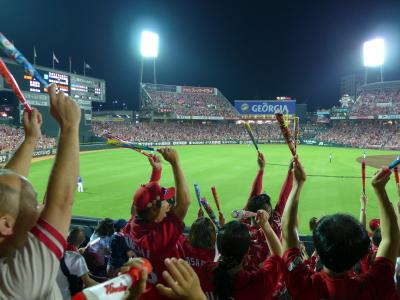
[0,58,32,112]
[294,117,299,150]
[243,122,259,152]
[231,210,257,219]
[388,157,400,170]
[211,186,221,213]
[200,197,220,229]
[107,137,157,152]
[362,160,366,194]
[394,166,399,190]
[275,112,296,157]
[0,33,48,87]
[194,182,203,210]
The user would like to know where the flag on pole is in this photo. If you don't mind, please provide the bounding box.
[52,51,59,69]
[85,62,91,69]
[84,61,91,76]
[33,46,37,65]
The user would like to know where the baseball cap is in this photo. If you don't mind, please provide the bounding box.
[369,218,380,232]
[134,181,175,212]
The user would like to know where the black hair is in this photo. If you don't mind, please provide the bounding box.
[247,193,272,215]
[95,218,114,238]
[309,217,318,231]
[313,214,370,273]
[213,221,250,300]
[67,227,85,246]
[188,217,216,249]
[372,228,382,247]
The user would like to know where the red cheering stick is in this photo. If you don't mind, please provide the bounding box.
[211,186,221,213]
[275,112,296,157]
[394,166,399,188]
[362,160,366,194]
[0,58,32,112]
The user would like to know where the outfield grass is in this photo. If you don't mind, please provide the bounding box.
[27,145,400,234]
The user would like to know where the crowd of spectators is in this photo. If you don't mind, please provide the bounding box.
[92,121,284,142]
[350,87,400,117]
[0,124,56,154]
[316,120,400,150]
[143,89,238,118]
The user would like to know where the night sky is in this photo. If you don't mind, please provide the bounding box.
[1,0,400,110]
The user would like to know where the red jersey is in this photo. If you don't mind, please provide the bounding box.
[243,169,293,272]
[178,235,216,273]
[196,255,283,300]
[124,166,184,299]
[283,247,398,300]
[125,212,184,299]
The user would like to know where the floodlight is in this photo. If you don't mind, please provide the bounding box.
[363,38,384,67]
[140,31,159,58]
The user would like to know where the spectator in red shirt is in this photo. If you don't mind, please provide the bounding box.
[124,149,190,299]
[242,152,293,272]
[193,210,282,300]
[179,217,217,272]
[281,160,399,300]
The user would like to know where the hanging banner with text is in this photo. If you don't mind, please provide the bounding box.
[234,100,296,115]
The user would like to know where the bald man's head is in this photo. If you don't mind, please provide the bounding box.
[0,169,41,258]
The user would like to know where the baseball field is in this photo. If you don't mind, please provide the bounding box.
[28,144,400,234]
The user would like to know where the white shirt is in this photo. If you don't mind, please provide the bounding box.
[0,218,65,300]
[57,251,89,299]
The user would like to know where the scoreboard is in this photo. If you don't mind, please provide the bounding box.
[0,59,106,103]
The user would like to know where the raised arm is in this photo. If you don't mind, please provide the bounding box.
[373,168,400,263]
[40,84,81,237]
[256,210,282,256]
[245,152,265,209]
[148,154,162,182]
[5,109,42,177]
[282,160,306,252]
[274,160,294,216]
[159,148,190,220]
[359,193,367,228]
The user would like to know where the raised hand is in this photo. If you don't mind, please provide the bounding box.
[156,258,206,300]
[159,148,179,166]
[257,152,265,170]
[292,158,306,185]
[255,209,270,228]
[372,168,391,191]
[48,84,81,130]
[360,193,368,210]
[22,108,42,142]
[148,154,162,170]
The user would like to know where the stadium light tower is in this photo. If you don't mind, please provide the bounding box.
[140,30,159,84]
[363,38,385,83]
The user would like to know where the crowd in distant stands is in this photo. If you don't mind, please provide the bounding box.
[0,124,56,153]
[144,90,238,118]
[350,88,400,117]
[316,120,400,150]
[92,121,283,142]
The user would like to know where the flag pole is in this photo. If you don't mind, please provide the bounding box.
[83,61,86,76]
[33,47,36,65]
[52,52,54,69]
[69,57,72,73]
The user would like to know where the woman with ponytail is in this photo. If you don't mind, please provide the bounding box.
[195,210,283,300]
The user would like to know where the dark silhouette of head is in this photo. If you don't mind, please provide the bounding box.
[189,217,216,249]
[313,214,370,273]
[247,193,272,217]
[213,221,251,300]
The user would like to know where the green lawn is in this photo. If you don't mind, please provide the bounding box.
[27,145,400,234]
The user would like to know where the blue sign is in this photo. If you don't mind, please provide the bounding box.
[234,100,296,115]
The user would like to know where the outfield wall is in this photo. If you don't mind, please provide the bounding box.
[0,138,346,164]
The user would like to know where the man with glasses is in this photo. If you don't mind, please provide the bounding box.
[0,84,81,299]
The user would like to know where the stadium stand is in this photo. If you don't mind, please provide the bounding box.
[141,83,238,119]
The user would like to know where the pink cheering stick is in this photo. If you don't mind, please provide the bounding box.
[275,112,297,157]
[394,166,399,192]
[0,58,32,112]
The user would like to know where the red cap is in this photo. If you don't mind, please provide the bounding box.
[369,218,380,232]
[134,182,175,212]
